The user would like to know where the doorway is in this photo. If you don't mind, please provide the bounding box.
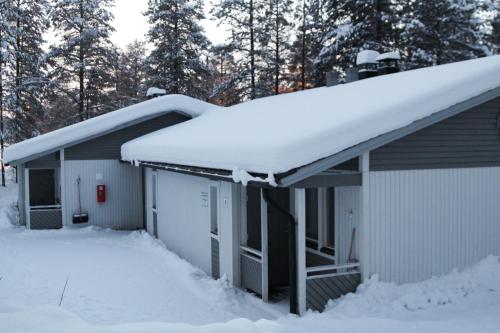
[27,168,62,229]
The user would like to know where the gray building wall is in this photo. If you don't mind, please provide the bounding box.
[65,112,190,160]
[155,170,213,274]
[25,152,59,169]
[64,160,143,229]
[367,166,500,283]
[371,96,500,171]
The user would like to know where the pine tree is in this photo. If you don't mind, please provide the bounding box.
[212,0,269,100]
[49,0,117,122]
[145,0,211,99]
[10,0,50,142]
[0,0,16,187]
[288,0,326,90]
[399,0,487,69]
[264,0,294,95]
[209,43,245,105]
[316,0,394,78]
[115,40,147,106]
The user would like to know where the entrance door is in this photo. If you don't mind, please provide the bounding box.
[29,169,56,206]
[27,168,62,229]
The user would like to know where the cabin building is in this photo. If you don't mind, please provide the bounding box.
[4,95,216,230]
[5,55,500,316]
[121,56,500,314]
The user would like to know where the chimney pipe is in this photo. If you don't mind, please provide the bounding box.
[345,67,359,83]
[326,71,338,87]
[376,51,401,76]
[356,50,380,80]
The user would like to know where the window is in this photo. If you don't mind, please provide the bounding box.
[210,185,218,235]
[152,172,157,210]
[151,171,158,238]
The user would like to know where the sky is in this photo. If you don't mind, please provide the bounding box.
[111,0,227,49]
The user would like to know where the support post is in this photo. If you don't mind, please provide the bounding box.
[60,149,66,226]
[260,188,268,302]
[359,152,370,280]
[294,188,306,315]
[24,167,30,229]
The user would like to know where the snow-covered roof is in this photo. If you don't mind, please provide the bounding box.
[356,50,380,65]
[146,87,167,97]
[376,51,401,62]
[121,56,500,181]
[5,95,219,164]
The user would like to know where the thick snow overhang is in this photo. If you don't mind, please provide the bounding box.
[5,94,220,165]
[122,56,500,186]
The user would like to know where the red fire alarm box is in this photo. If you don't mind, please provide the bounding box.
[97,184,106,203]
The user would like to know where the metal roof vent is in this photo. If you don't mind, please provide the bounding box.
[376,51,401,76]
[326,71,338,87]
[356,50,380,80]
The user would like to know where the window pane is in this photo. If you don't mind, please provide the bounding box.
[152,173,157,209]
[210,186,218,235]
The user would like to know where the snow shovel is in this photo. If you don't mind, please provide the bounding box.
[72,176,89,224]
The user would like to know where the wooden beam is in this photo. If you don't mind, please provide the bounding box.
[291,173,361,188]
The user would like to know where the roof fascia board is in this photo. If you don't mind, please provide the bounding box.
[279,86,500,187]
[8,110,191,166]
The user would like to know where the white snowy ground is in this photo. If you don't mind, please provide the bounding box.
[1,168,500,333]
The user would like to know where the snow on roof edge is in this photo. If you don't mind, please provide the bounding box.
[4,94,220,164]
[120,56,500,181]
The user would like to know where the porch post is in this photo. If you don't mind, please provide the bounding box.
[294,188,306,315]
[359,152,370,280]
[60,149,66,226]
[260,188,268,302]
[24,167,30,229]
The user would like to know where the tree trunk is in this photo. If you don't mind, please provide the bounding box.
[274,1,280,95]
[78,0,85,121]
[0,26,5,187]
[15,3,21,139]
[301,0,306,90]
[249,0,256,100]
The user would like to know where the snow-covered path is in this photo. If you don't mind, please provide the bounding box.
[1,168,500,333]
[0,227,283,325]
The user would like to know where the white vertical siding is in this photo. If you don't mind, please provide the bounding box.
[368,167,500,283]
[64,160,143,229]
[335,187,360,265]
[156,170,212,274]
[219,182,240,285]
[144,168,153,235]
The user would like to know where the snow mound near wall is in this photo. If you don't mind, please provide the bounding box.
[0,306,281,333]
[329,256,500,316]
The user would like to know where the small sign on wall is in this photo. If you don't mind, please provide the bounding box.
[201,192,209,207]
